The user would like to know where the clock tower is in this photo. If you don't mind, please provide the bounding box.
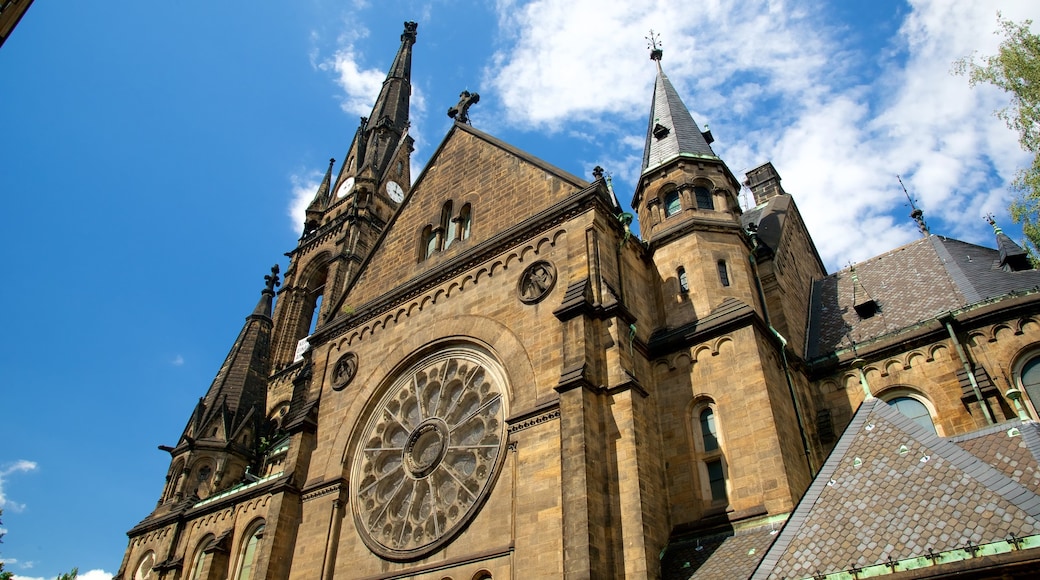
[269,21,417,372]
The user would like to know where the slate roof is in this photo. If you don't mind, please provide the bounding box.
[642,60,716,172]
[741,194,794,256]
[806,235,1040,360]
[661,523,777,580]
[751,400,1040,579]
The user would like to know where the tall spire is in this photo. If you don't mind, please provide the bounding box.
[191,266,276,434]
[305,157,336,222]
[357,21,417,177]
[642,37,716,173]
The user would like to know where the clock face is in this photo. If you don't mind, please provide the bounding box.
[386,180,405,203]
[337,177,355,198]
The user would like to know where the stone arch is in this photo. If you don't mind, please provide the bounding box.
[673,352,693,369]
[929,344,949,361]
[519,245,536,262]
[692,345,713,362]
[906,351,926,369]
[1020,316,1040,334]
[994,324,1016,342]
[714,336,734,356]
[883,359,902,377]
[536,236,553,255]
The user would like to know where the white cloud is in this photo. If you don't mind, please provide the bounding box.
[171,354,184,366]
[487,0,1040,269]
[9,569,111,580]
[0,460,38,512]
[288,170,325,235]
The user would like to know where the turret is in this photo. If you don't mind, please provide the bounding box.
[153,265,277,507]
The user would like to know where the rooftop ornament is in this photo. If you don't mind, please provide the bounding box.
[448,90,480,124]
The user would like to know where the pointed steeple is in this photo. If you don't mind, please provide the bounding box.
[327,21,416,210]
[642,45,717,173]
[986,215,1032,271]
[180,266,275,454]
[356,21,416,180]
[303,157,332,219]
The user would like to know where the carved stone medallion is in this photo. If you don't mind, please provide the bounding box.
[350,346,508,560]
[517,260,557,304]
[331,352,359,391]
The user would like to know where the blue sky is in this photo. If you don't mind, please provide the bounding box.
[1,1,1038,577]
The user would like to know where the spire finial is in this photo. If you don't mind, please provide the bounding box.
[647,29,663,61]
[898,175,929,236]
[985,213,1005,235]
[401,21,418,43]
[264,264,281,294]
[447,90,480,124]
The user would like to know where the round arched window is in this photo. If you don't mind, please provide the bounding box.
[350,345,509,560]
[1019,356,1040,413]
[887,396,936,434]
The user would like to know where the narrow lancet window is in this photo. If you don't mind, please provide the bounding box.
[717,260,730,287]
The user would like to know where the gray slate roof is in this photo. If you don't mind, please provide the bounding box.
[642,62,716,172]
[807,235,1040,360]
[751,400,1040,579]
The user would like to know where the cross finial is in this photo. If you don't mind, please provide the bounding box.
[985,213,1004,234]
[264,264,281,294]
[448,90,480,124]
[647,30,663,61]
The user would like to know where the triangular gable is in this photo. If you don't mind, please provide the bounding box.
[752,399,1040,579]
[332,122,590,315]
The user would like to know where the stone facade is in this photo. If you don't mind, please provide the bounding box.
[118,22,1040,580]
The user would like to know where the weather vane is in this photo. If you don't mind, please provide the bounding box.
[897,175,929,236]
[646,29,663,61]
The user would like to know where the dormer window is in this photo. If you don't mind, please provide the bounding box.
[653,123,670,139]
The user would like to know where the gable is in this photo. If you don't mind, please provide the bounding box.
[336,123,589,313]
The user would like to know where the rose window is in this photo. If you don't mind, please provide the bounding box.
[351,347,508,560]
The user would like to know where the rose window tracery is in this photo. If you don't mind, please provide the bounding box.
[351,347,507,560]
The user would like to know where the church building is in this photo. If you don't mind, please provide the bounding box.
[117,21,1040,579]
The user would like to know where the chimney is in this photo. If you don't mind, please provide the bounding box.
[744,162,786,205]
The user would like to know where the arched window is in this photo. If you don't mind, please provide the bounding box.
[663,189,681,217]
[188,536,216,580]
[692,401,727,503]
[1019,355,1040,416]
[695,186,714,210]
[133,551,156,580]
[886,396,936,434]
[297,262,328,340]
[699,408,719,451]
[235,522,265,580]
[422,225,437,260]
[442,201,455,250]
[677,266,689,293]
[717,260,730,287]
[458,204,472,241]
